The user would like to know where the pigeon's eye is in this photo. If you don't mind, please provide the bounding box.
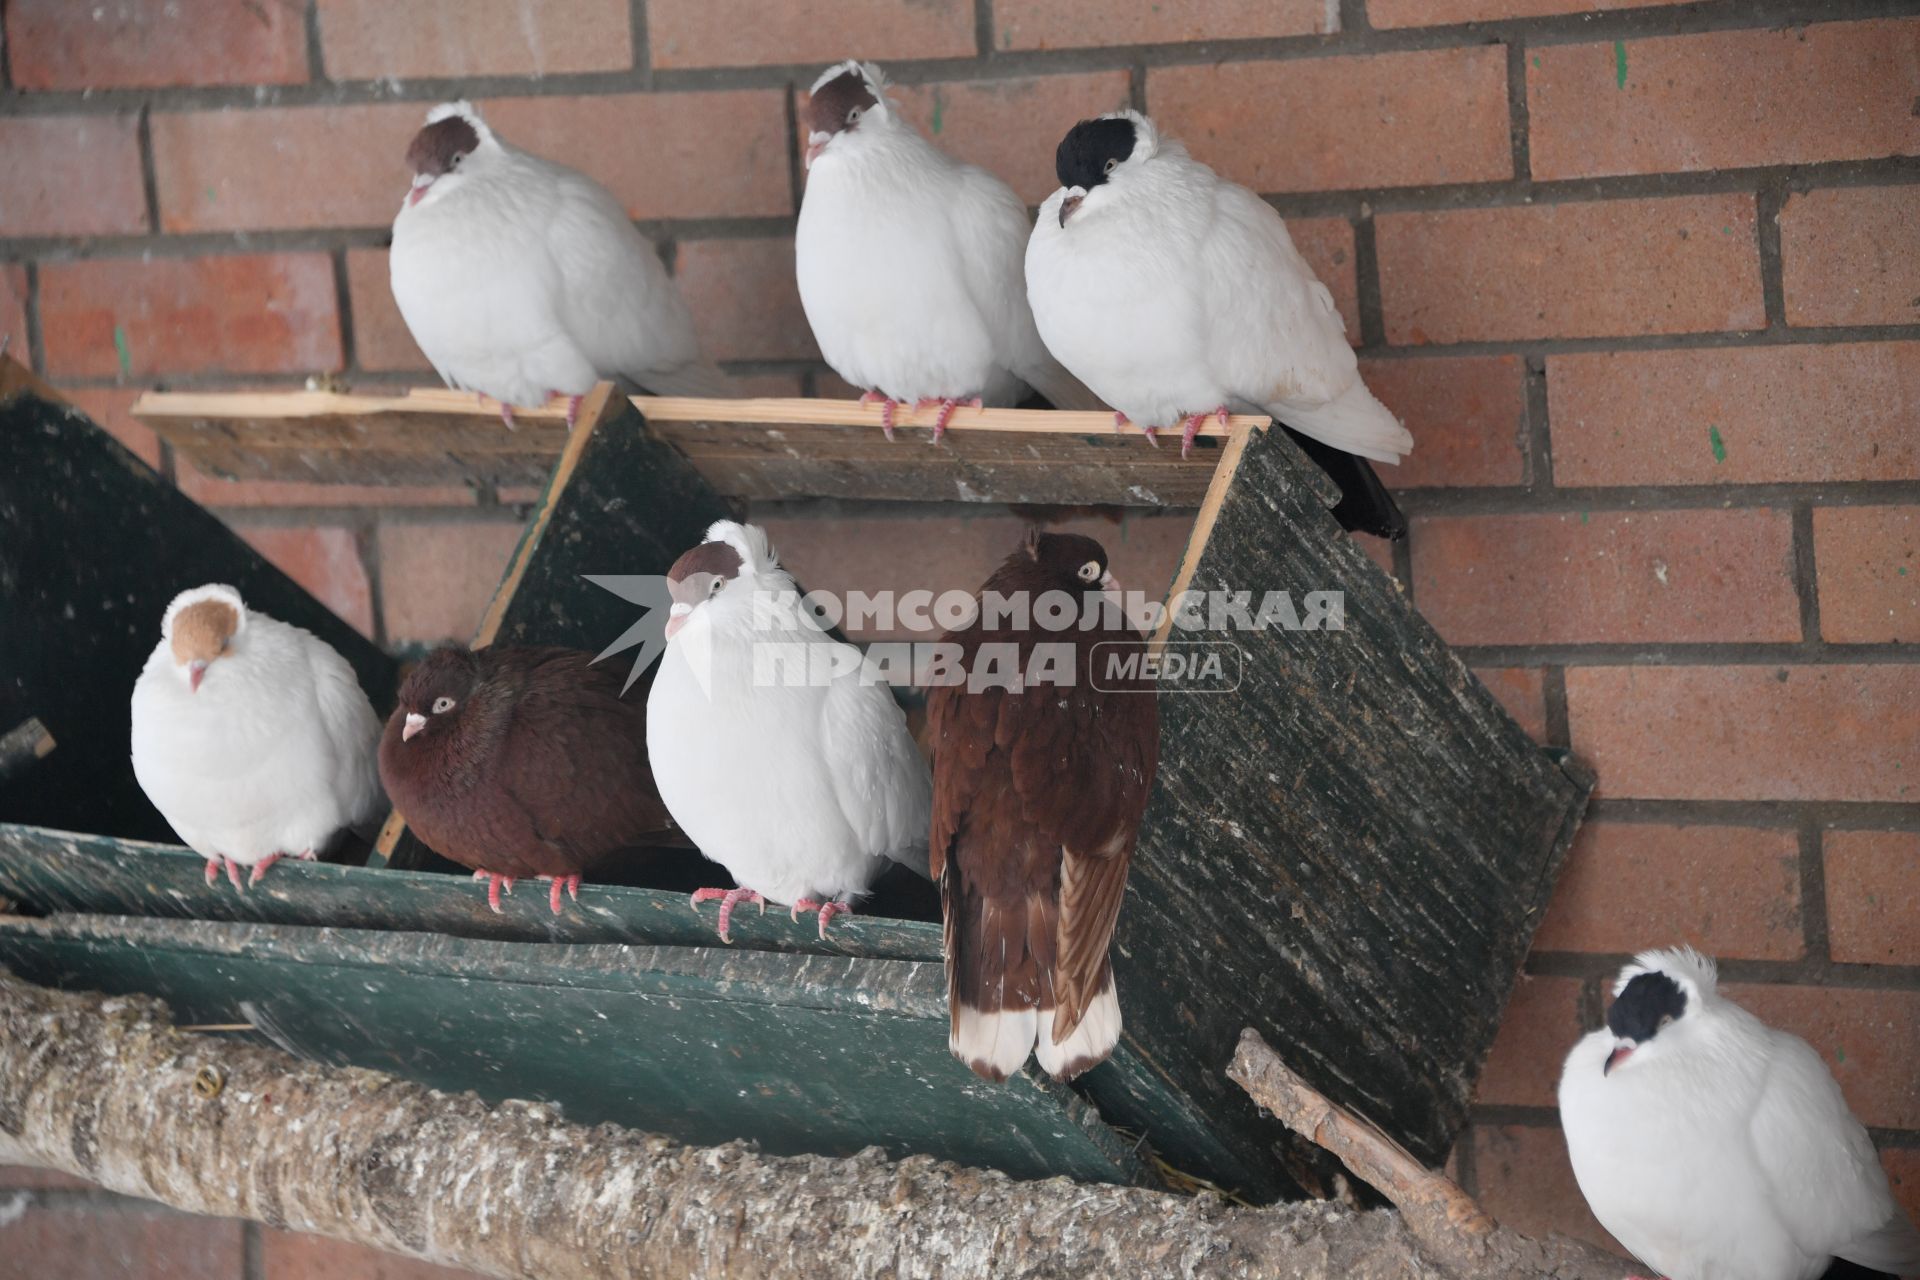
[1103,157,1119,175]
[431,696,456,714]
[1656,1014,1674,1030]
[708,578,723,597]
[451,153,463,168]
[846,107,863,126]
[1078,560,1101,582]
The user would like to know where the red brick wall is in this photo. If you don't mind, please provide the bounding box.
[2,0,1916,1268]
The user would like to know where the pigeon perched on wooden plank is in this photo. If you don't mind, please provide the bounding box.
[390,101,730,427]
[797,61,1104,441]
[1559,946,1920,1280]
[1025,111,1412,537]
[646,520,932,942]
[130,584,383,889]
[928,531,1159,1082]
[378,644,677,914]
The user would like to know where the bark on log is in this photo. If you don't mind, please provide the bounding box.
[0,972,1601,1279]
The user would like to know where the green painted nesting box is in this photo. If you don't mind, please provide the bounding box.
[1,375,1591,1201]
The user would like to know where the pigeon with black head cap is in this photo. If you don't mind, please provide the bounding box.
[1559,946,1920,1280]
[1027,110,1414,537]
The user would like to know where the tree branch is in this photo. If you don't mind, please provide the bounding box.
[1228,1027,1626,1280]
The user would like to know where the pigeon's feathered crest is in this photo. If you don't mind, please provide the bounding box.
[703,519,779,577]
[1617,945,1719,1001]
[424,99,495,146]
[809,59,893,120]
[162,583,247,642]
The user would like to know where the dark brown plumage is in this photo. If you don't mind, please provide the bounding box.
[378,645,676,914]
[806,68,878,138]
[927,531,1160,1083]
[405,116,479,179]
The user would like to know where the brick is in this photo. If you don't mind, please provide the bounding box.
[1472,666,1547,742]
[317,0,632,80]
[345,249,429,375]
[1471,1125,1627,1257]
[1824,830,1920,967]
[377,520,527,646]
[1887,1148,1920,1229]
[1723,984,1920,1129]
[649,0,974,69]
[239,525,375,638]
[0,116,148,238]
[0,1164,96,1190]
[1474,974,1585,1108]
[1816,506,1920,644]
[1370,0,1674,26]
[675,238,818,363]
[1361,356,1526,489]
[1566,665,1920,803]
[40,254,342,380]
[1409,509,1799,646]
[1533,823,1803,961]
[1549,343,1920,486]
[762,513,1190,643]
[0,1205,245,1280]
[1529,21,1920,181]
[995,0,1329,49]
[1781,187,1920,329]
[1288,218,1359,346]
[874,72,1132,206]
[180,460,476,510]
[6,0,307,90]
[153,93,789,233]
[260,1228,485,1279]
[1377,195,1763,344]
[2,265,28,357]
[1149,48,1512,194]
[64,387,162,470]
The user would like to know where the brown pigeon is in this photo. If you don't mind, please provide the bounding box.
[927,530,1160,1082]
[378,644,677,914]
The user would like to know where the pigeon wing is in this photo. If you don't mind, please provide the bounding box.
[819,647,933,876]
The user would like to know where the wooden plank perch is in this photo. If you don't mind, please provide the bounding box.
[131,387,1260,506]
[0,972,1628,1280]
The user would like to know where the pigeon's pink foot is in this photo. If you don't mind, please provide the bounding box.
[1178,406,1231,460]
[859,390,900,441]
[539,874,583,915]
[472,869,515,914]
[204,858,222,887]
[552,392,584,428]
[496,401,516,430]
[1112,411,1130,435]
[223,857,246,891]
[248,852,287,886]
[789,898,853,940]
[914,396,982,444]
[691,886,765,944]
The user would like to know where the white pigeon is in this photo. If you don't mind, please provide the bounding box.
[1026,110,1415,462]
[389,100,730,426]
[1559,946,1920,1280]
[796,60,1104,441]
[645,520,932,942]
[130,584,384,889]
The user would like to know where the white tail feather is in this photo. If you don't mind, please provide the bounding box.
[1269,378,1413,465]
[1034,978,1120,1080]
[951,1005,1038,1082]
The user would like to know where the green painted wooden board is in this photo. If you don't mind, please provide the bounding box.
[0,364,399,846]
[0,912,1149,1187]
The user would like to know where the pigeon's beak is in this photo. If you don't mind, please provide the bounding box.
[804,131,831,169]
[665,602,693,641]
[1058,188,1087,227]
[188,660,209,693]
[1603,1040,1635,1075]
[401,712,427,742]
[407,175,433,207]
